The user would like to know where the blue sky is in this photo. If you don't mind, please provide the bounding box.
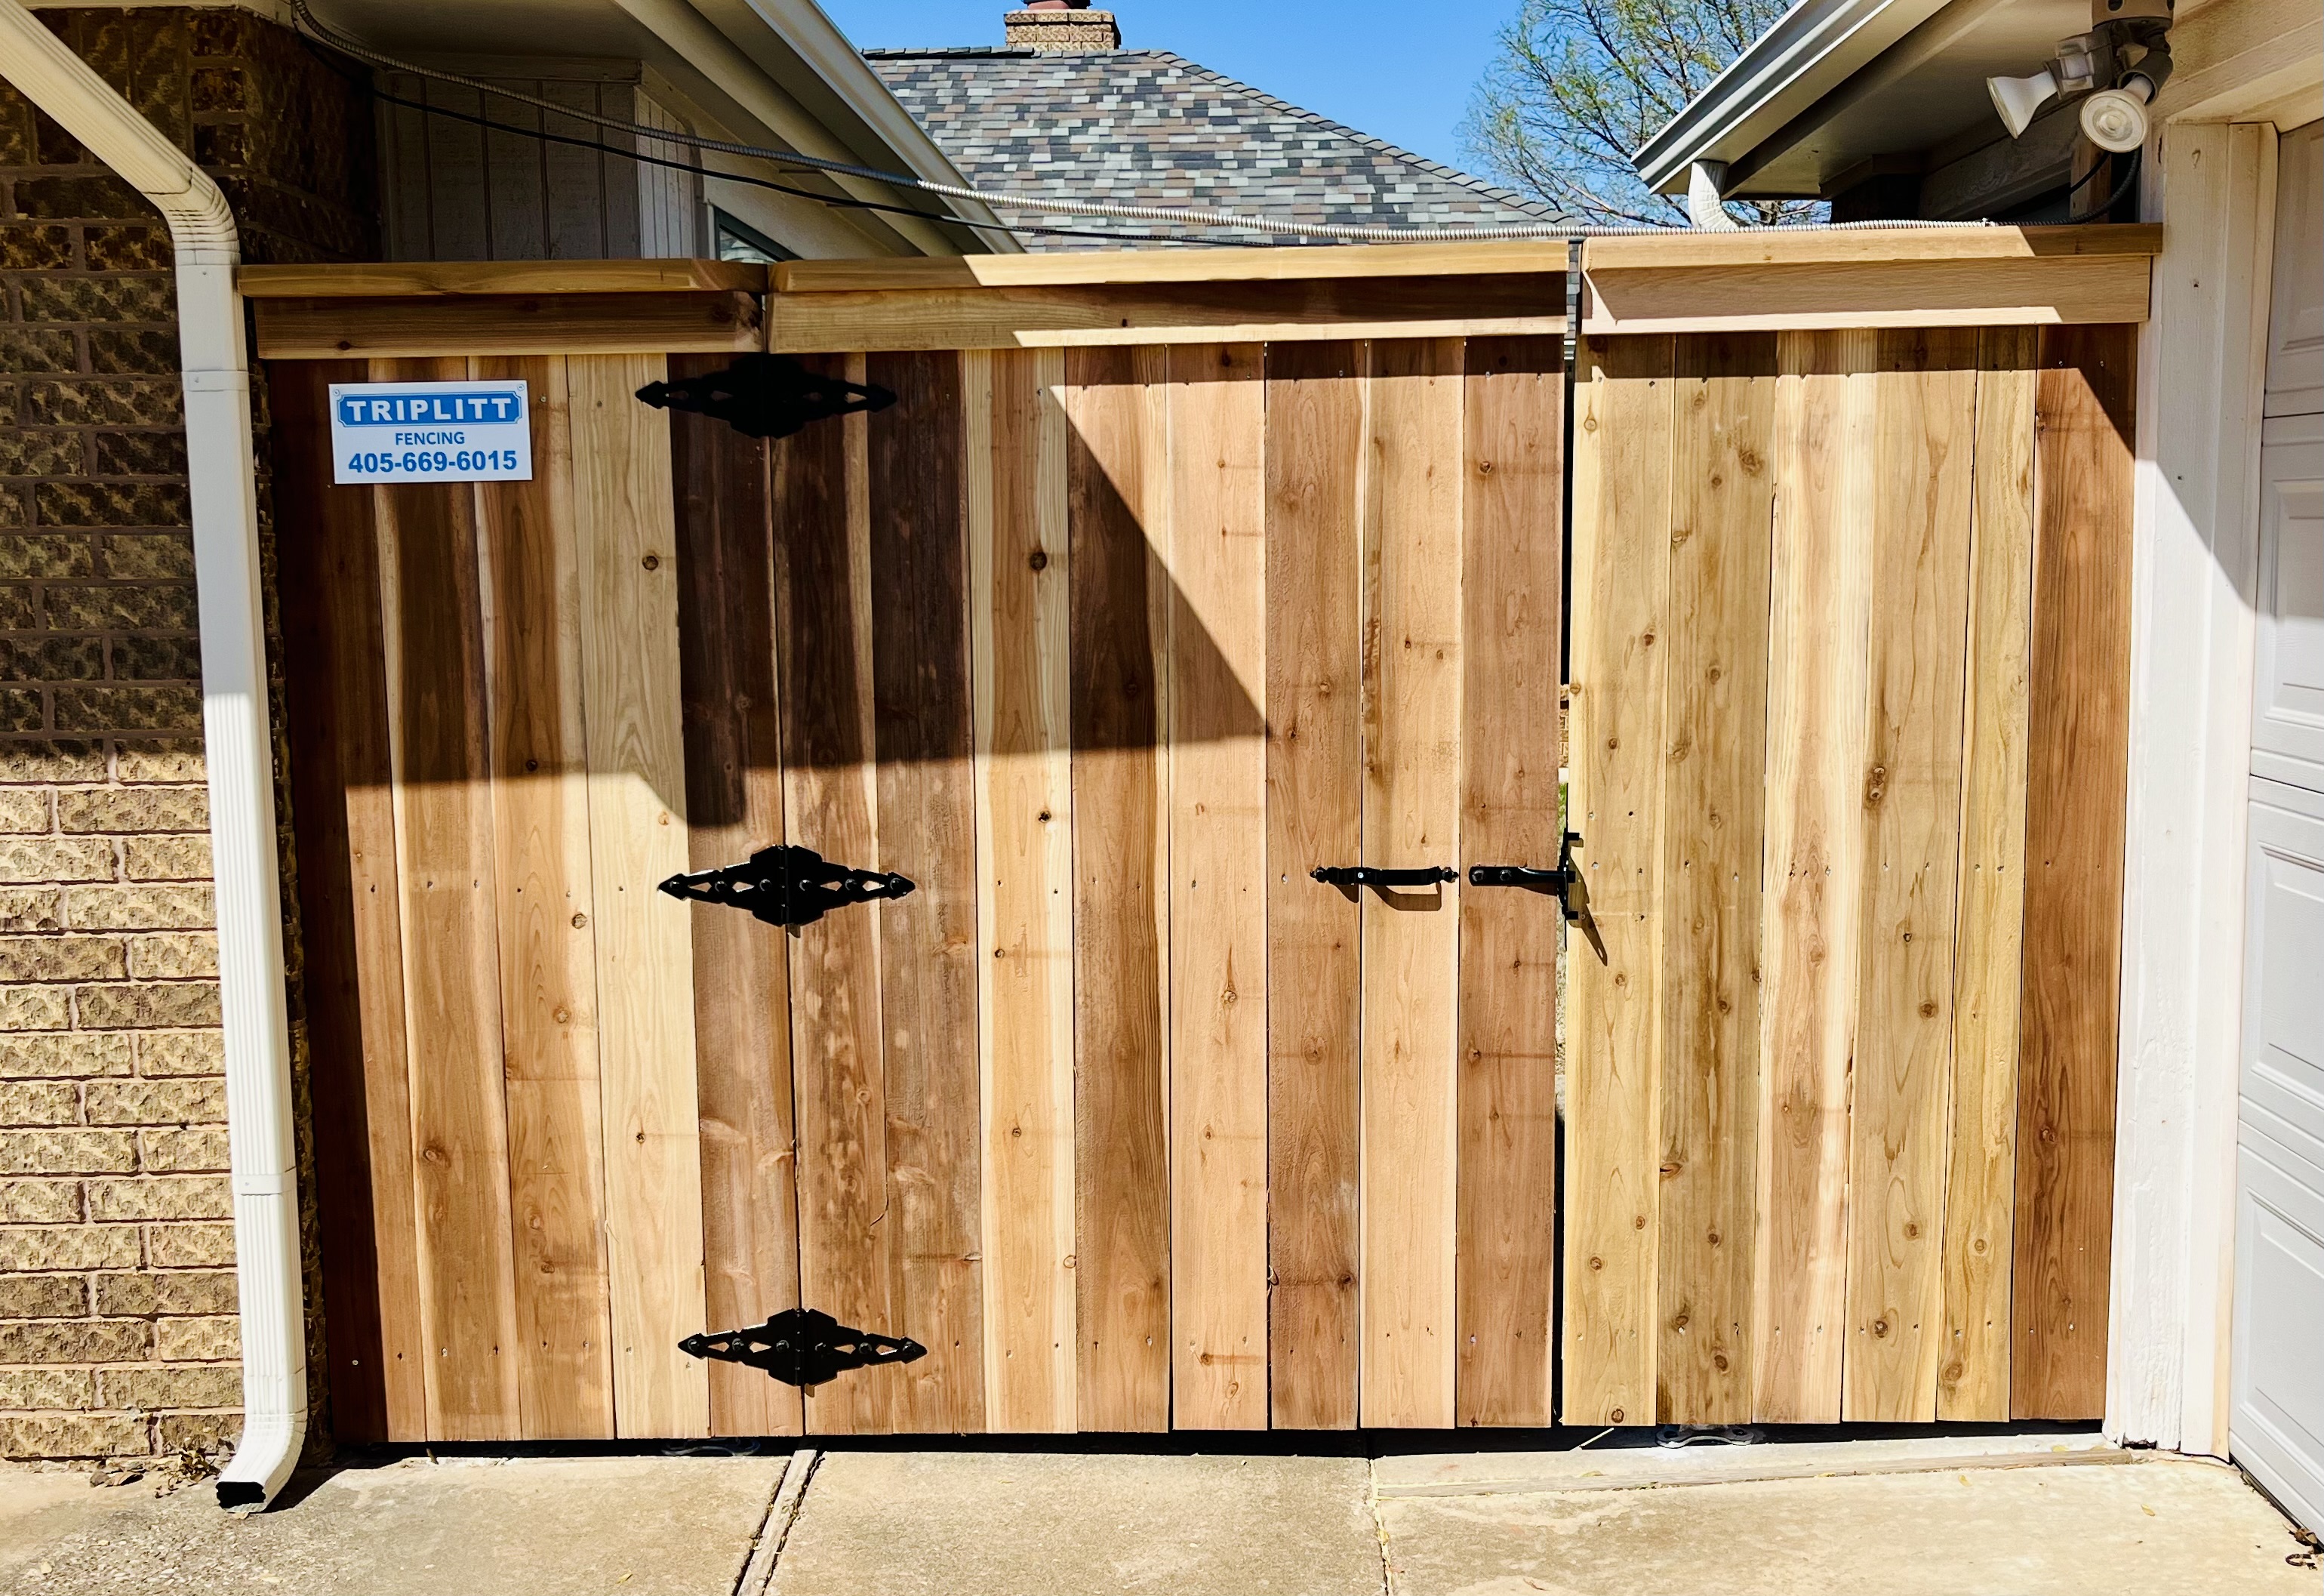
[817,0,1516,171]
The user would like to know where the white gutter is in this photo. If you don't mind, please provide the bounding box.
[0,1,303,1511]
[1633,0,1951,195]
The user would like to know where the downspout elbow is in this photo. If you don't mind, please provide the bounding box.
[0,0,304,1510]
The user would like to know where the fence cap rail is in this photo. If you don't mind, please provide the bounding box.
[238,259,769,299]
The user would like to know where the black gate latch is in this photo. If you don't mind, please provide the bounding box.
[657,844,913,929]
[681,1308,927,1389]
[1311,864,1458,889]
[634,353,896,439]
[1469,830,1590,923]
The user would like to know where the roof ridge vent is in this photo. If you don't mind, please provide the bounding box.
[1005,2,1122,51]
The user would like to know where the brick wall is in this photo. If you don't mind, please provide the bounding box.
[0,5,374,1462]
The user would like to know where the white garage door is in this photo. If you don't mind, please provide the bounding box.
[2233,116,2324,1536]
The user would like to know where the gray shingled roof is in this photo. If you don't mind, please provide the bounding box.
[863,47,1556,249]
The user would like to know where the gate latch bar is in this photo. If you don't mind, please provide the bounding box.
[1468,830,1590,923]
[1311,864,1458,889]
[634,353,896,439]
[657,843,913,929]
[680,1308,926,1390]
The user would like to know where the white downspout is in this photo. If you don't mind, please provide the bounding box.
[0,2,303,1510]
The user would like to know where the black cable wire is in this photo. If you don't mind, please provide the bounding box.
[2070,149,2143,223]
[306,39,1246,250]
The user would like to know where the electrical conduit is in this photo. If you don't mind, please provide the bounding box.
[0,0,303,1510]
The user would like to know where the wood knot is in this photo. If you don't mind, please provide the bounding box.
[641,553,660,572]
[1028,548,1049,572]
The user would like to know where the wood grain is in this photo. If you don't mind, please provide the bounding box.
[1063,344,1172,1433]
[373,357,522,1441]
[568,352,710,1438]
[2013,323,2135,1421]
[251,290,763,360]
[1360,338,1465,1428]
[1579,257,2154,336]
[1262,340,1365,1431]
[271,359,427,1441]
[472,355,616,1439]
[1939,326,2037,1422]
[668,355,803,1439]
[1454,335,1565,1427]
[867,350,988,1433]
[1562,336,1674,1426]
[971,347,1079,1431]
[1655,334,1776,1425]
[1165,344,1270,1429]
[768,277,1565,356]
[1751,331,1876,1425]
[239,258,768,297]
[1842,330,1978,1424]
[775,356,900,1437]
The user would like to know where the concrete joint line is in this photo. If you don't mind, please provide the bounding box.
[1368,1459,1395,1596]
[734,1448,820,1596]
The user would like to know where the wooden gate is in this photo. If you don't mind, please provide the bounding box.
[258,230,2150,1441]
[1562,324,2135,1428]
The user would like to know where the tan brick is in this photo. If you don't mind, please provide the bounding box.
[86,1175,230,1222]
[0,935,125,984]
[97,1363,240,1409]
[0,888,64,933]
[0,1033,131,1078]
[0,1413,148,1458]
[155,1411,239,1455]
[154,1315,238,1361]
[0,790,48,833]
[0,1081,79,1125]
[143,1222,231,1268]
[126,932,214,981]
[0,1318,149,1363]
[94,1268,233,1317]
[57,787,209,835]
[74,982,221,1030]
[0,1275,87,1317]
[138,1126,227,1172]
[0,987,71,1031]
[0,1178,82,1222]
[85,1077,223,1125]
[63,883,212,930]
[120,836,211,881]
[134,1031,220,1077]
[0,742,105,785]
[0,837,115,885]
[2,1129,135,1175]
[112,741,205,784]
[0,1368,94,1408]
[0,1223,138,1269]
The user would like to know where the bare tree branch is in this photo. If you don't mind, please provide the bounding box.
[1463,0,1827,228]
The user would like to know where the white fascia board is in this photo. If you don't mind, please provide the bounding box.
[700,0,1020,250]
[1634,0,1953,195]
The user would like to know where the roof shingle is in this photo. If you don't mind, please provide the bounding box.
[863,48,1555,249]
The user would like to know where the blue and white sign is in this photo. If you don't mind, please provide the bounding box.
[328,378,533,485]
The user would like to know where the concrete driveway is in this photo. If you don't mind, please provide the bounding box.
[3,1433,2314,1596]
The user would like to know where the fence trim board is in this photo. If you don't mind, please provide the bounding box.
[1582,255,2153,335]
[252,291,764,359]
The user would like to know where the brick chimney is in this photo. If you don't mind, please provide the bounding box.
[1005,1,1122,51]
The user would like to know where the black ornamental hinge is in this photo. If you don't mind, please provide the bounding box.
[657,843,913,930]
[633,353,896,439]
[681,1308,927,1389]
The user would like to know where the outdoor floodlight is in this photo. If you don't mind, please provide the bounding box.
[2079,85,2151,153]
[1988,69,2062,138]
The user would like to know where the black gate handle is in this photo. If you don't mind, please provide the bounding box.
[658,843,913,929]
[1311,864,1457,889]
